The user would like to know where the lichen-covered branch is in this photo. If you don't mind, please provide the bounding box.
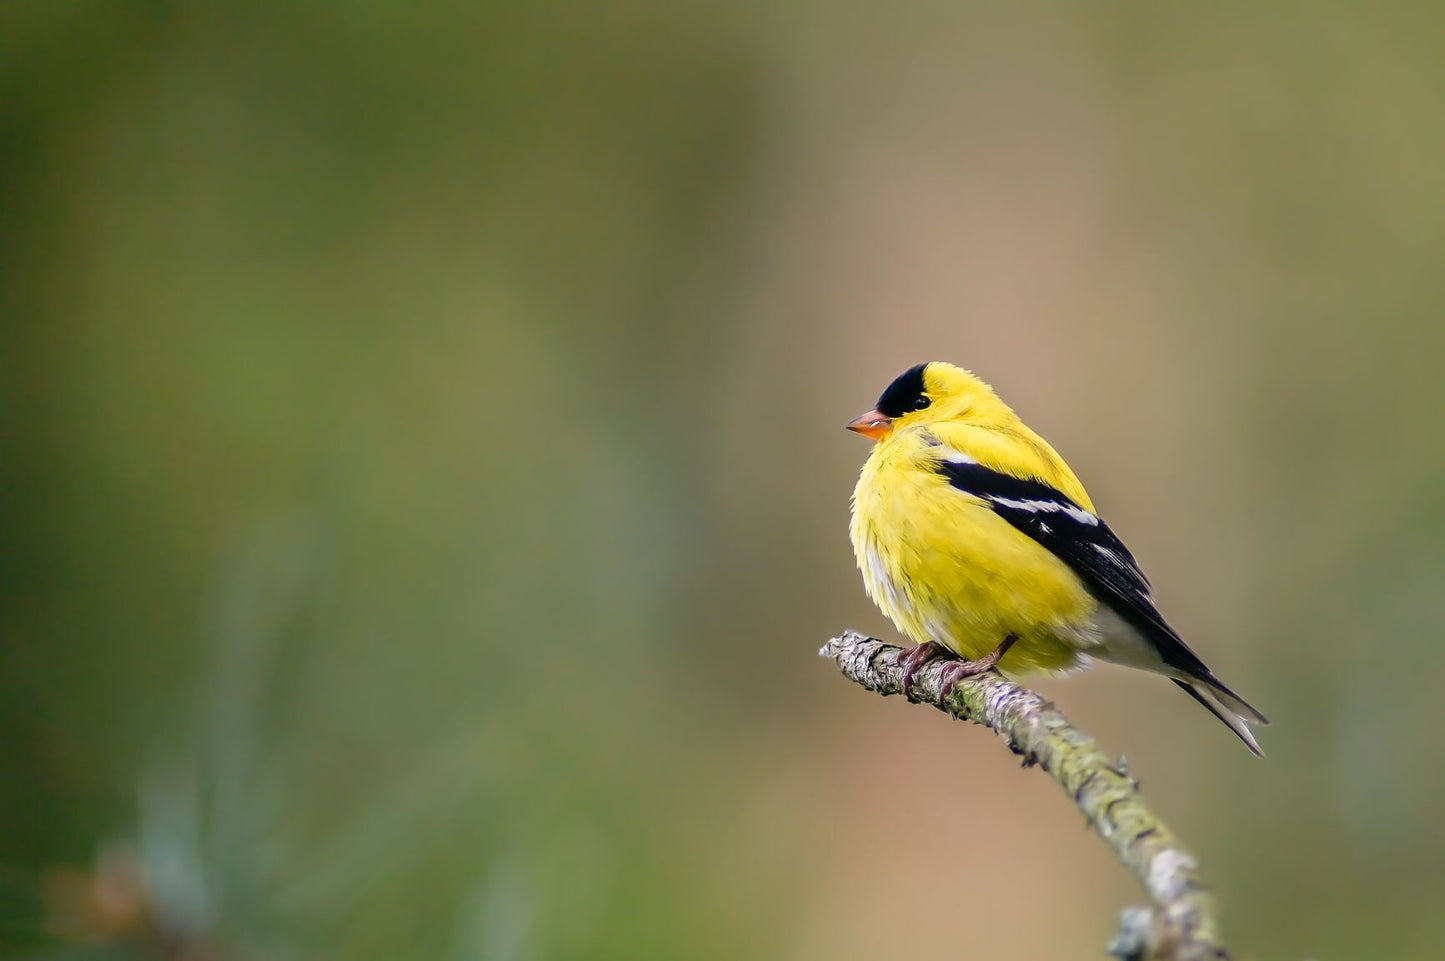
[819,630,1229,961]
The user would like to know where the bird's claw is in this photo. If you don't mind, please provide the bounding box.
[938,659,990,699]
[896,642,946,699]
[897,634,1019,701]
[938,634,1019,700]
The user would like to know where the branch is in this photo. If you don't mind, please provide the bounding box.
[819,630,1229,961]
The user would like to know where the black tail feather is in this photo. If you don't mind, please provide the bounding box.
[1171,678,1266,758]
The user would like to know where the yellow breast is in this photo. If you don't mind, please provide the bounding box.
[849,430,1098,674]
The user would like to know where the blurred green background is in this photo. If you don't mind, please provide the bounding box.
[5,3,1445,958]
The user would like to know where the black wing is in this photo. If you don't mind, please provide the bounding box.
[935,453,1212,679]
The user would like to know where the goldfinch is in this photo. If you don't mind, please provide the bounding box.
[847,362,1268,756]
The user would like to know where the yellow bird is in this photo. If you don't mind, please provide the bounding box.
[847,362,1268,756]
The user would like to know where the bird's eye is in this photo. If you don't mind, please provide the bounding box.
[912,395,931,411]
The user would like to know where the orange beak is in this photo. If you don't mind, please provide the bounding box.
[846,409,893,439]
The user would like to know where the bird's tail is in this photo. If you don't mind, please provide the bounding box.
[1171,675,1270,758]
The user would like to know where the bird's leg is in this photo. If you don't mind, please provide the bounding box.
[896,641,950,699]
[939,633,1019,700]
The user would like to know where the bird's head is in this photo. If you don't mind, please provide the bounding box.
[846,362,1009,440]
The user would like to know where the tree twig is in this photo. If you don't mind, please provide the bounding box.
[819,630,1229,961]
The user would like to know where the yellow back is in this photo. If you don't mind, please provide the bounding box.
[902,363,1095,511]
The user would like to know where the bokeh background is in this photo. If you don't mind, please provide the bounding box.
[5,3,1445,959]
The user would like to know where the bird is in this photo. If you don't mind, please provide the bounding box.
[846,361,1268,756]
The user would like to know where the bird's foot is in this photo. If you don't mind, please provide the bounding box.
[939,634,1019,700]
[896,641,949,700]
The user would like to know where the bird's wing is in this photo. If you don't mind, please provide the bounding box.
[932,447,1212,680]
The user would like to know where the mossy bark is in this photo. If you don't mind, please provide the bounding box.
[820,630,1229,961]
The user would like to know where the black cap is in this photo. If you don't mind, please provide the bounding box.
[875,363,930,417]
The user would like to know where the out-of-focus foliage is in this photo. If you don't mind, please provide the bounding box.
[4,3,1445,959]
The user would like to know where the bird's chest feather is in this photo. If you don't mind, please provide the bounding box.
[850,445,1095,658]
